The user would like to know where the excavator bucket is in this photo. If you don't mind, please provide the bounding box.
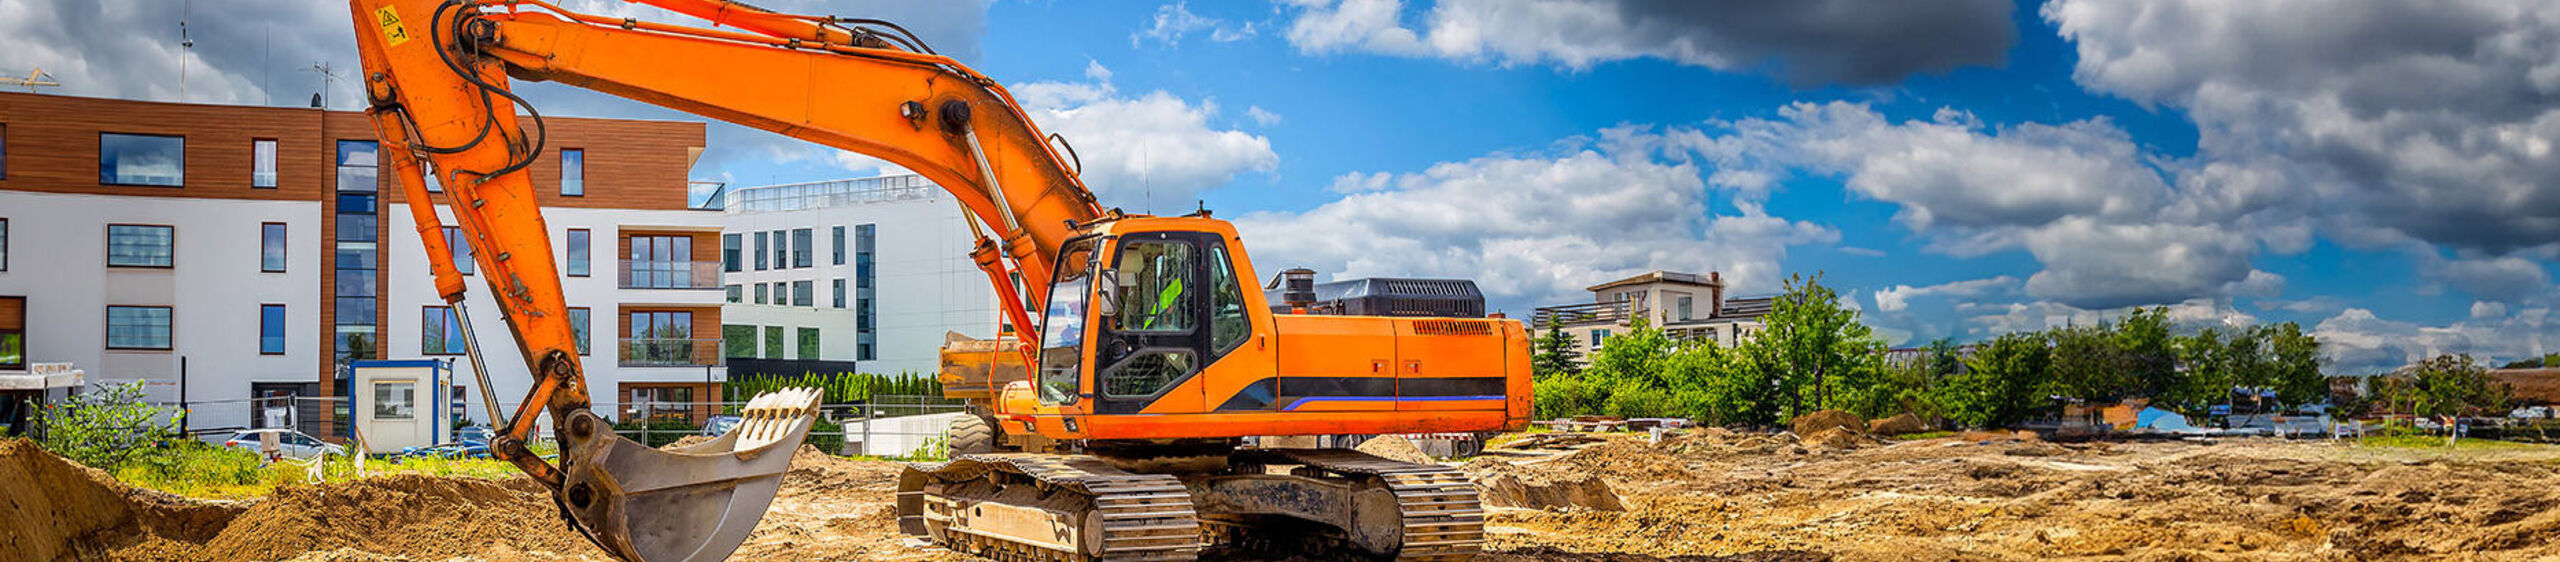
[552,389,824,562]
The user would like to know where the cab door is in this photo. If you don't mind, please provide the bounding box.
[1090,232,1211,415]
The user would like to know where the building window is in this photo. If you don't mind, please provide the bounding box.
[3,218,11,272]
[773,282,787,304]
[373,380,417,420]
[753,283,768,304]
[627,235,691,288]
[723,325,756,359]
[1677,296,1693,321]
[422,306,464,355]
[725,284,742,304]
[106,306,173,350]
[831,226,846,265]
[791,228,813,268]
[422,162,442,193]
[565,229,590,277]
[260,304,287,355]
[858,342,873,362]
[252,139,279,188]
[106,224,175,267]
[857,297,874,333]
[254,222,288,272]
[753,231,768,270]
[1590,329,1612,349]
[100,133,184,186]
[769,230,785,270]
[569,307,591,356]
[832,279,846,308]
[559,148,584,196]
[0,124,8,179]
[335,141,382,364]
[763,326,783,358]
[792,280,813,307]
[722,233,741,272]
[628,310,695,365]
[855,224,875,289]
[443,226,474,275]
[797,327,819,360]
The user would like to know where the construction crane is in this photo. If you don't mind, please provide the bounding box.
[0,68,59,92]
[345,1,1530,561]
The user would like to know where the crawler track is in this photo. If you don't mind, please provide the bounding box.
[900,454,1204,561]
[1228,448,1486,561]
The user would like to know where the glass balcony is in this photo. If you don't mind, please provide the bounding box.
[618,260,721,290]
[619,338,724,367]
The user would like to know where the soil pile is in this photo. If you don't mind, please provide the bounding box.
[1789,410,1863,436]
[1462,458,1623,511]
[170,474,603,561]
[1867,413,1927,435]
[0,439,242,561]
[1354,435,1435,464]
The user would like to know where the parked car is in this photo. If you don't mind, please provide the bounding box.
[700,415,743,437]
[221,429,346,460]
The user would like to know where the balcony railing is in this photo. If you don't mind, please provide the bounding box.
[618,260,721,290]
[1530,301,1636,328]
[619,338,724,367]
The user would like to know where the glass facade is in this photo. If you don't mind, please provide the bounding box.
[335,140,380,364]
[422,306,464,355]
[855,224,875,360]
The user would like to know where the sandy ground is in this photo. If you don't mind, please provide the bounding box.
[9,430,2560,562]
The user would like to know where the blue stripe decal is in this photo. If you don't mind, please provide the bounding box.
[1281,395,1506,411]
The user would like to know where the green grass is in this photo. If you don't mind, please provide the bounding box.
[2355,434,2543,450]
[1888,430,1958,441]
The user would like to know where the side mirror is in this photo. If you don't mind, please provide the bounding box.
[1093,268,1121,318]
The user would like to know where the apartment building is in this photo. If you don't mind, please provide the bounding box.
[718,175,999,377]
[0,91,723,434]
[1531,270,1774,355]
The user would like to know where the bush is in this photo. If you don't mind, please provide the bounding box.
[34,381,178,470]
[1604,384,1681,419]
[807,417,844,455]
[1534,376,1606,420]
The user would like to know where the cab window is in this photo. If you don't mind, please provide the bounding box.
[1109,240,1195,333]
[1206,241,1249,354]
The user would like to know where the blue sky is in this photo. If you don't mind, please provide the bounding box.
[7,0,2555,373]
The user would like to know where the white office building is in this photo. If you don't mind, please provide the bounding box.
[719,175,1000,377]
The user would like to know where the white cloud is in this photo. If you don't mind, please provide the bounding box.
[1682,102,2276,309]
[1874,276,2019,313]
[2315,306,2557,374]
[1234,126,1835,311]
[1279,0,2013,86]
[2048,0,2560,254]
[1014,62,1279,209]
[1837,246,1887,257]
[1133,2,1256,47]
[1247,105,1283,127]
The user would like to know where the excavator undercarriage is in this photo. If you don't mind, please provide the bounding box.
[898,445,1486,562]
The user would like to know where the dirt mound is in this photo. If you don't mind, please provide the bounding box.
[174,474,602,561]
[1789,409,1863,436]
[661,434,717,449]
[780,445,907,497]
[1355,435,1435,464]
[1867,413,1928,435]
[1463,458,1623,511]
[1551,439,1690,483]
[1801,427,1878,450]
[0,439,244,561]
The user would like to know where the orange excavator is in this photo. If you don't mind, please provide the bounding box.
[348,1,1531,561]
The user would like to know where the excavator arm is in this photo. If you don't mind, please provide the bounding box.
[348,0,1103,560]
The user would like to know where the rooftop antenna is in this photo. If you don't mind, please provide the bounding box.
[177,0,194,102]
[305,61,343,109]
[0,68,60,92]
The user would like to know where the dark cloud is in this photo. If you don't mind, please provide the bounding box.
[1281,0,2014,87]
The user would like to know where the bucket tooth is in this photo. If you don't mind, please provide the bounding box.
[556,388,822,562]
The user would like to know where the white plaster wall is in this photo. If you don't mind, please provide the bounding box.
[721,190,998,376]
[385,205,727,425]
[0,191,323,430]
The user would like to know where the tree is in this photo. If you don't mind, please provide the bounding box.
[2264,322,2325,407]
[2047,323,2130,403]
[1743,273,1885,418]
[1531,319,1584,380]
[35,381,179,470]
[1584,317,1673,389]
[2169,328,2232,413]
[2397,354,2510,418]
[2115,307,2178,400]
[1942,332,2050,429]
